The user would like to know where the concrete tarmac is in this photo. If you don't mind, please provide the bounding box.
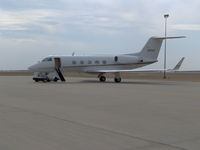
[0,76,200,150]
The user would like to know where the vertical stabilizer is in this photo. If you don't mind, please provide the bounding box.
[130,36,185,61]
[137,37,163,60]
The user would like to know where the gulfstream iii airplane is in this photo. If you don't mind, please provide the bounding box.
[29,36,185,82]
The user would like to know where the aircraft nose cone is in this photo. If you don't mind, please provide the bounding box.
[28,65,34,71]
[28,64,38,71]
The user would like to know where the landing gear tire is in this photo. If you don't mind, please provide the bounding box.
[99,76,106,82]
[114,77,121,83]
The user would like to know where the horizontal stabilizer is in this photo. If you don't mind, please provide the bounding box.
[154,36,186,39]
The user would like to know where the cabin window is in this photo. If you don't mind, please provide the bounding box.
[95,60,99,64]
[80,61,84,64]
[102,60,107,64]
[114,56,118,62]
[88,60,92,64]
[72,61,76,64]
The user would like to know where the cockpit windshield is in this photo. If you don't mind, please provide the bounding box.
[42,57,52,62]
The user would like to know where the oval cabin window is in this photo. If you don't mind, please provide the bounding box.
[102,60,107,64]
[114,56,118,62]
[95,60,100,64]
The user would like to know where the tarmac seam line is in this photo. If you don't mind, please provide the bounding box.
[0,104,188,150]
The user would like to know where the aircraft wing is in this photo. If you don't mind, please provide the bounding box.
[85,69,165,73]
[85,57,185,73]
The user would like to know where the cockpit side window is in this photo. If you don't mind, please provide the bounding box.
[47,58,52,61]
[42,57,52,62]
[42,58,47,62]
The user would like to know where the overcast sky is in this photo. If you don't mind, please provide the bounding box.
[0,0,199,70]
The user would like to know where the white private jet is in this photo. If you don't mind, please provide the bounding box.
[29,36,185,82]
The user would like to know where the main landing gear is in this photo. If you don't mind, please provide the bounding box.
[114,72,121,83]
[114,77,121,83]
[99,76,106,82]
[98,73,106,82]
[98,72,122,83]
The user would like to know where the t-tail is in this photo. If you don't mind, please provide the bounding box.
[129,36,186,62]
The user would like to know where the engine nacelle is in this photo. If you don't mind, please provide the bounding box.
[114,55,140,64]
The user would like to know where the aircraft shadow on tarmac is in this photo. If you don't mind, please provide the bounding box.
[33,79,179,86]
[79,80,178,85]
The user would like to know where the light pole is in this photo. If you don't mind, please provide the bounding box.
[163,14,169,79]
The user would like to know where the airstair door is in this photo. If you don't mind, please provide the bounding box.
[54,57,61,68]
[54,57,66,82]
